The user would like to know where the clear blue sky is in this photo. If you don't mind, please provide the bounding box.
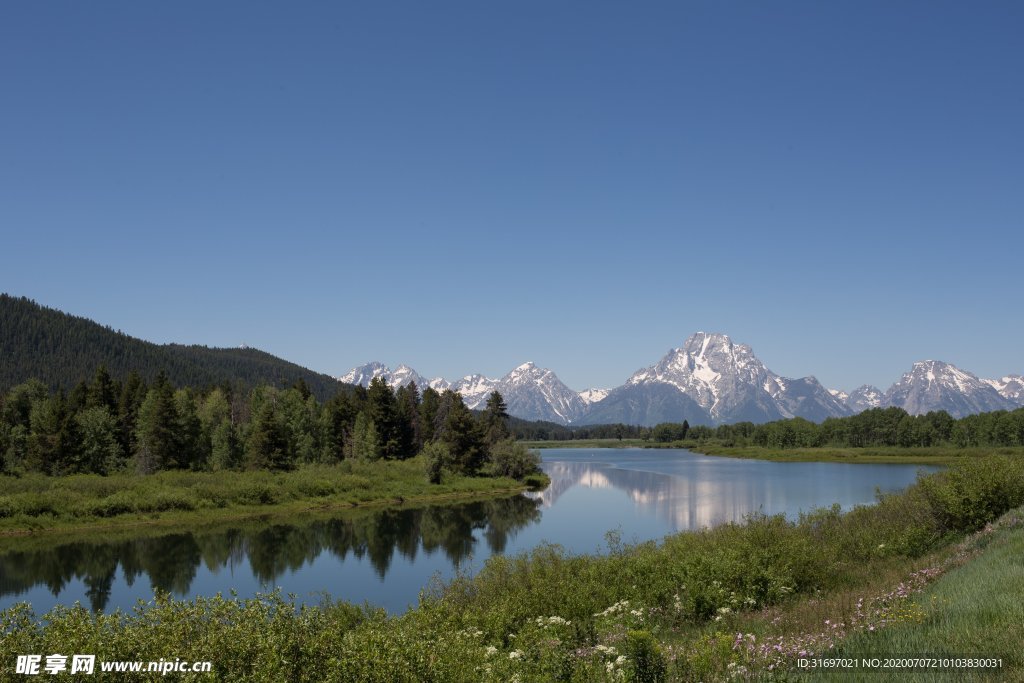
[2,1,1021,392]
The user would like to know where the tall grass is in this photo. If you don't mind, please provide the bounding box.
[0,458,524,534]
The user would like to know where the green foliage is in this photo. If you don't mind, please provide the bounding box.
[73,406,124,474]
[441,392,487,475]
[624,630,667,683]
[483,391,511,444]
[422,441,449,484]
[348,412,380,461]
[0,460,526,534]
[487,439,541,481]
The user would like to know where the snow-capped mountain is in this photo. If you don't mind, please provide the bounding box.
[340,340,1021,426]
[828,389,849,403]
[339,362,392,387]
[845,385,885,413]
[579,388,610,405]
[339,361,587,423]
[580,332,850,426]
[882,360,1015,417]
[982,375,1024,406]
[449,374,499,408]
[497,362,588,424]
[339,362,436,391]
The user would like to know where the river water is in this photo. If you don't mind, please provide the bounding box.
[0,448,938,614]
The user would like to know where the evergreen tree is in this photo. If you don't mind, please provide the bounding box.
[367,377,401,459]
[117,371,147,457]
[322,390,362,462]
[245,398,291,470]
[87,365,118,412]
[75,406,124,473]
[134,372,178,474]
[442,394,487,475]
[28,391,68,473]
[210,420,241,470]
[348,411,380,461]
[483,391,511,444]
[173,388,203,469]
[395,382,420,455]
[419,387,440,443]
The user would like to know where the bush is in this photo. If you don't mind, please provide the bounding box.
[488,440,541,481]
[237,484,278,506]
[422,442,450,484]
[297,479,337,497]
[625,629,667,682]
[84,492,136,517]
[918,455,1024,532]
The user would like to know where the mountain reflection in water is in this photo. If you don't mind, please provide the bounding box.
[533,449,938,533]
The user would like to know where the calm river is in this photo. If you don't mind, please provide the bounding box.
[0,449,939,614]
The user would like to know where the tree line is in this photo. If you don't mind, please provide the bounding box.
[0,367,538,479]
[661,407,1024,448]
[512,406,1024,449]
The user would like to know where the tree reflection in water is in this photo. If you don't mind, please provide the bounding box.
[0,495,541,611]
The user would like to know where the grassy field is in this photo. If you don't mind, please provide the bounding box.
[0,458,540,537]
[522,439,1024,465]
[2,455,1022,681]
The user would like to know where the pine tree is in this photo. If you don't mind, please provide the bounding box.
[483,391,511,444]
[419,387,440,443]
[442,393,487,475]
[173,389,203,469]
[245,398,291,470]
[134,372,178,474]
[117,371,146,457]
[367,377,401,459]
[87,365,118,412]
[395,382,421,455]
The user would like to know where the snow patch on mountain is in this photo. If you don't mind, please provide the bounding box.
[579,388,610,405]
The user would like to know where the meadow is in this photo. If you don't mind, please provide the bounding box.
[0,458,537,536]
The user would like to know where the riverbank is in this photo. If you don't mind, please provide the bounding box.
[2,455,1020,681]
[522,439,1022,465]
[0,458,543,537]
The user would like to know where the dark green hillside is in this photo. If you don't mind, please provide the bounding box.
[0,294,345,399]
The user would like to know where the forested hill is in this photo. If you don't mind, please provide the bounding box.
[0,294,346,400]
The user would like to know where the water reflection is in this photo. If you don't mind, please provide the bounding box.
[0,450,937,615]
[0,496,541,612]
[534,451,936,532]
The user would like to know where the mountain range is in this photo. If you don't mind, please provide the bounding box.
[342,332,1023,426]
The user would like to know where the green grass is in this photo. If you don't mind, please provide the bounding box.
[2,456,1022,681]
[0,459,530,536]
[816,513,1024,682]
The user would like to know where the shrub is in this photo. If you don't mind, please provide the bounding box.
[488,440,541,481]
[625,629,667,683]
[422,442,450,484]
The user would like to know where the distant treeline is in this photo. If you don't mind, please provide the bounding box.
[513,406,1024,449]
[0,368,536,479]
[0,294,344,400]
[509,418,648,441]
